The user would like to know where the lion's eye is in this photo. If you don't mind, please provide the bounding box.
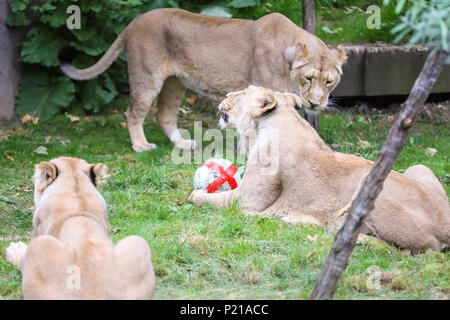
[326,80,333,86]
[305,77,312,82]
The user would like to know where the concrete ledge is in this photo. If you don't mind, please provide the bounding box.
[332,44,450,97]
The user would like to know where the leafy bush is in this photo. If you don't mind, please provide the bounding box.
[7,0,402,120]
[8,0,171,120]
[384,0,449,57]
[8,0,264,120]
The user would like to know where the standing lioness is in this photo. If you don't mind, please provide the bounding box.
[59,8,346,152]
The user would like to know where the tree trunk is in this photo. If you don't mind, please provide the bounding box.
[309,49,449,300]
[0,0,22,121]
[305,111,319,132]
[302,0,315,34]
[302,0,319,132]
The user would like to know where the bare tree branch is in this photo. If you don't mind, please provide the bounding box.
[309,49,449,300]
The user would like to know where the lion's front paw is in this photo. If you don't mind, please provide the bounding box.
[5,241,27,269]
[188,189,207,207]
[132,142,157,152]
[175,139,197,150]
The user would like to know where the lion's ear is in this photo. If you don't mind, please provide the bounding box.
[285,42,310,69]
[33,162,58,192]
[89,163,109,189]
[332,45,347,67]
[253,92,277,118]
[283,92,303,110]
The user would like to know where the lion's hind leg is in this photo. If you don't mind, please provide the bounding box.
[21,235,76,299]
[404,165,448,203]
[113,235,155,299]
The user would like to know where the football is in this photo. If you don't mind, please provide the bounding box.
[193,158,241,193]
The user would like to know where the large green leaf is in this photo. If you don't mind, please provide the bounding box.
[40,5,69,28]
[10,0,27,12]
[80,74,118,112]
[21,28,65,67]
[16,68,75,121]
[6,11,30,26]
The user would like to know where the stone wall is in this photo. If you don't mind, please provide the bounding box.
[332,44,450,97]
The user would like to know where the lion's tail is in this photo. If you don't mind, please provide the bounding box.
[58,28,127,81]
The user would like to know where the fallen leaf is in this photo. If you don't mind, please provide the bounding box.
[4,154,14,161]
[344,7,354,14]
[400,249,411,256]
[66,114,80,122]
[358,137,371,149]
[118,155,136,163]
[33,146,48,155]
[45,136,51,144]
[174,199,185,206]
[186,93,198,105]
[307,251,316,259]
[387,115,395,122]
[321,26,343,34]
[120,122,127,128]
[19,185,32,192]
[29,206,35,211]
[83,116,91,122]
[21,114,39,124]
[111,226,122,234]
[426,148,437,156]
[344,142,355,147]
[178,107,191,115]
[307,234,318,242]
[331,143,339,148]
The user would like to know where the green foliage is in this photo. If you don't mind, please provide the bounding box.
[7,0,403,120]
[8,0,175,120]
[229,0,260,8]
[15,66,75,121]
[384,0,450,56]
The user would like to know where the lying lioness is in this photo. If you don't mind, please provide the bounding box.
[5,157,155,299]
[58,8,346,152]
[189,86,450,252]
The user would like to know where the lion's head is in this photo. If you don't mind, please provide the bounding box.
[284,43,346,111]
[218,85,302,132]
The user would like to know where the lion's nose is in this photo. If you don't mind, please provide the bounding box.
[308,99,320,109]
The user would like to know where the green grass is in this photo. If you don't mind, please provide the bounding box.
[231,0,402,44]
[0,104,449,300]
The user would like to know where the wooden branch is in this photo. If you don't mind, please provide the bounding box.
[309,49,449,300]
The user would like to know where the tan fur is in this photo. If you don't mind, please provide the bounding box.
[189,86,450,253]
[59,8,346,152]
[5,157,155,299]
